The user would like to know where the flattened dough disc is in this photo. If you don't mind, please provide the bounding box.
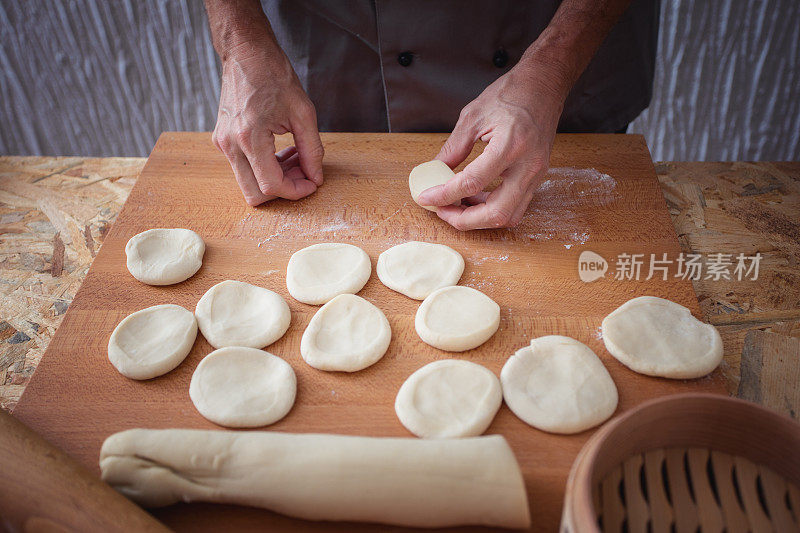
[125,228,205,285]
[395,359,502,438]
[377,241,464,300]
[301,294,391,372]
[286,243,371,305]
[195,280,291,349]
[415,285,500,351]
[601,295,723,378]
[108,304,197,380]
[501,335,618,434]
[408,160,454,211]
[189,347,296,428]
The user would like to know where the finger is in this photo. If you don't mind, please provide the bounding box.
[462,192,489,206]
[508,181,537,224]
[509,163,548,222]
[436,169,528,230]
[435,114,478,169]
[419,135,511,207]
[435,199,508,231]
[279,151,301,172]
[227,148,274,207]
[211,114,228,153]
[248,150,318,201]
[291,108,325,186]
[283,163,311,182]
[276,146,297,162]
[244,131,318,201]
[248,136,285,194]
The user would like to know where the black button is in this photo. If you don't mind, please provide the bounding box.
[493,48,509,68]
[397,51,413,67]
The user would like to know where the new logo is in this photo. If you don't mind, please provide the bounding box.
[578,251,608,283]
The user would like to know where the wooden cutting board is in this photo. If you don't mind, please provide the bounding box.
[13,132,726,532]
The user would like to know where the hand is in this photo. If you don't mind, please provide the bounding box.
[416,64,565,230]
[212,42,324,206]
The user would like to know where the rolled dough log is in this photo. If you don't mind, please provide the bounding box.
[409,160,455,211]
[195,280,291,349]
[125,228,204,285]
[395,360,502,438]
[189,347,296,428]
[99,429,530,529]
[601,296,723,378]
[108,304,197,380]
[301,294,391,372]
[501,336,618,434]
[415,286,500,351]
[286,243,371,305]
[377,241,464,300]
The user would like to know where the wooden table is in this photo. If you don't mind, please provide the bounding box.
[1,153,798,419]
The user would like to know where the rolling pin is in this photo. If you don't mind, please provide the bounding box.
[0,409,169,532]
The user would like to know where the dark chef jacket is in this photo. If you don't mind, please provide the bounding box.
[262,0,659,133]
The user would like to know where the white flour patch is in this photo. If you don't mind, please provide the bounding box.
[470,254,510,265]
[319,218,349,233]
[463,278,495,292]
[594,326,603,340]
[514,202,593,245]
[570,231,590,244]
[254,219,299,247]
[368,201,409,233]
[525,232,555,241]
[535,167,618,208]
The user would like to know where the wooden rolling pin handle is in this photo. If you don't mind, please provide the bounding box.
[0,410,169,532]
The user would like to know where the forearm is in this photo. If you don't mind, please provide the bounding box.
[205,1,322,204]
[204,0,278,61]
[517,0,633,101]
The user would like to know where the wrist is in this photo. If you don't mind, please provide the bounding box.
[514,47,573,105]
[223,34,276,64]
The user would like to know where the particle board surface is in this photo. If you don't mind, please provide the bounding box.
[13,132,726,531]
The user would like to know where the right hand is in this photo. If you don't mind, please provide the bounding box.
[212,42,324,206]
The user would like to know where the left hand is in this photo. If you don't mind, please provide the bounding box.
[416,64,566,230]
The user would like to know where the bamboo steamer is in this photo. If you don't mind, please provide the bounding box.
[561,393,800,533]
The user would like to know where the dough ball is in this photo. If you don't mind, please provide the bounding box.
[125,228,204,285]
[189,347,296,428]
[301,294,391,372]
[501,336,618,434]
[286,243,371,305]
[377,241,464,300]
[395,360,502,438]
[108,304,197,380]
[415,286,500,351]
[408,160,455,211]
[601,295,723,378]
[195,280,291,349]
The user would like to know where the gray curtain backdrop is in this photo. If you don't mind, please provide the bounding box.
[1,0,798,160]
